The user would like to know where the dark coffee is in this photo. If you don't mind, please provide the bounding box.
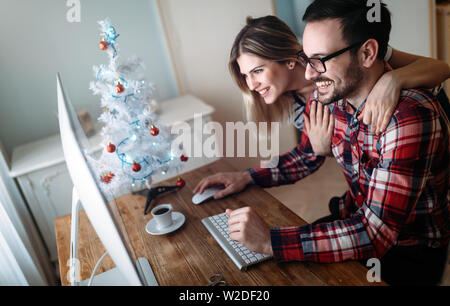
[154,208,169,215]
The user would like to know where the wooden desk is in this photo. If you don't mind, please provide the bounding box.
[55,159,386,286]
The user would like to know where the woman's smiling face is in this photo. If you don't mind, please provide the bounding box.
[237,53,293,104]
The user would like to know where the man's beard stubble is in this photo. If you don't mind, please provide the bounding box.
[317,63,364,105]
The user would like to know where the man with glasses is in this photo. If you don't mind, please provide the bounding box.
[235,0,449,285]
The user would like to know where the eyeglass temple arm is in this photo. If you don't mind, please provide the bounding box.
[321,41,364,62]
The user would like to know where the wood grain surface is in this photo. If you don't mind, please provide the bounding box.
[55,159,386,286]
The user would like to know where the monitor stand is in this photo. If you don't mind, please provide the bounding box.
[76,258,158,286]
[78,267,129,286]
[69,188,158,286]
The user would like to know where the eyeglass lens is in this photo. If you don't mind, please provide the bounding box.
[298,53,326,73]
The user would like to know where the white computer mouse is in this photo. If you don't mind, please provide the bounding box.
[192,186,224,205]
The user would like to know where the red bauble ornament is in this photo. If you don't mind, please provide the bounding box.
[150,125,159,136]
[106,143,116,153]
[176,177,185,187]
[132,162,141,172]
[115,83,125,93]
[99,41,109,50]
[180,155,188,162]
[100,172,114,184]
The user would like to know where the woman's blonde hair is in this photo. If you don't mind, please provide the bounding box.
[229,15,302,125]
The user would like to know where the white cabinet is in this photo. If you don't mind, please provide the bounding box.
[10,95,216,262]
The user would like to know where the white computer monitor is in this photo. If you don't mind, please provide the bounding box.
[57,73,157,286]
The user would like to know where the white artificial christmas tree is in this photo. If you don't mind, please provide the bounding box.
[88,18,187,197]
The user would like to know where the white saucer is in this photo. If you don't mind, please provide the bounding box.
[145,211,185,235]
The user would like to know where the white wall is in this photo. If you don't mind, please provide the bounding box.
[157,0,298,170]
[384,0,432,57]
[0,0,178,159]
[275,0,312,42]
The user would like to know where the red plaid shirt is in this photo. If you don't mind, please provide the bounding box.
[249,88,450,263]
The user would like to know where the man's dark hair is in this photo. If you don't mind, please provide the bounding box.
[302,0,391,60]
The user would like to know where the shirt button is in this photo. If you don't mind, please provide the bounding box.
[352,145,357,150]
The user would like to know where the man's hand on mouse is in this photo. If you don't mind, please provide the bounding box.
[193,171,253,199]
[226,207,273,255]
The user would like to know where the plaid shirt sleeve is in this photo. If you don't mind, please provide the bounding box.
[248,99,326,188]
[270,92,448,263]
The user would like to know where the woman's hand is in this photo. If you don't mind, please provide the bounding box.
[303,101,334,156]
[193,171,253,199]
[359,71,400,135]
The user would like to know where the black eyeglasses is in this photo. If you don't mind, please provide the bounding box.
[297,41,364,73]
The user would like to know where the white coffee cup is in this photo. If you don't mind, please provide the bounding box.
[150,204,173,229]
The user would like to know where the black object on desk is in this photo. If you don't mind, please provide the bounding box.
[143,185,182,215]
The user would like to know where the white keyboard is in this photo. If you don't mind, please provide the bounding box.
[201,212,272,271]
